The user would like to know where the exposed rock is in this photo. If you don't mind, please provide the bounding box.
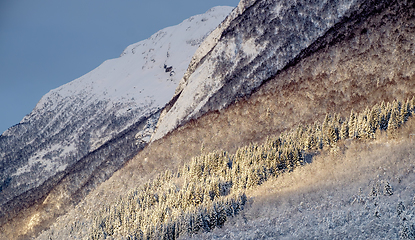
[165,66,173,72]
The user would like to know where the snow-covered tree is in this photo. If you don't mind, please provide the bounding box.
[348,110,357,138]
[388,110,399,137]
[340,122,349,140]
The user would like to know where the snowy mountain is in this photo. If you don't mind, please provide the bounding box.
[0,6,233,227]
[2,0,415,238]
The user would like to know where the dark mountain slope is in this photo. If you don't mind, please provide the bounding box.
[153,0,407,141]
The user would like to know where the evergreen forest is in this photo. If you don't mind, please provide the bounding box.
[37,97,415,239]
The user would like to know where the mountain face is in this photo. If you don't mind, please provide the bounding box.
[2,0,415,238]
[0,6,233,231]
[152,0,393,140]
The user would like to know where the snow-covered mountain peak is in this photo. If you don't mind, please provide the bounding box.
[30,6,234,120]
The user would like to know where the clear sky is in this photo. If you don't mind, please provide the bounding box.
[0,0,239,134]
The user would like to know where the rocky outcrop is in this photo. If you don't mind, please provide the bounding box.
[152,0,396,140]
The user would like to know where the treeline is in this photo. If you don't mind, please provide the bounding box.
[42,97,415,240]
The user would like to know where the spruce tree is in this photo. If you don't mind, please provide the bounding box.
[192,209,203,233]
[379,101,389,130]
[327,125,338,146]
[356,113,368,139]
[392,99,401,112]
[246,168,257,189]
[333,113,340,127]
[384,181,393,196]
[340,122,349,140]
[369,106,380,134]
[322,114,330,129]
[387,110,399,137]
[400,100,409,124]
[410,96,415,113]
[304,134,315,150]
[215,202,227,227]
[348,111,356,138]
[361,116,372,139]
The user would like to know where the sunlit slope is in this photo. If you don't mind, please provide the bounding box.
[37,97,415,239]
[194,119,415,239]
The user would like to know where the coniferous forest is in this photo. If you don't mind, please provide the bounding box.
[38,97,415,239]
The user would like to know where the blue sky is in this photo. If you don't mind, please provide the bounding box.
[0,0,239,134]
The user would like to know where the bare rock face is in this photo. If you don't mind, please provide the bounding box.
[152,0,394,140]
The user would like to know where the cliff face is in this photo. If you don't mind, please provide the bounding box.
[152,0,394,140]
